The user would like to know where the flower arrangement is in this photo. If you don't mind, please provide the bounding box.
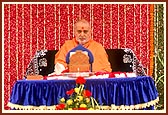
[56,76,100,110]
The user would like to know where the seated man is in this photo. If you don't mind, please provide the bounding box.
[50,19,112,75]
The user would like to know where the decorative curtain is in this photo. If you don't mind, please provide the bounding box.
[3,3,155,110]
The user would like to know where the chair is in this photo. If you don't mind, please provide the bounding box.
[25,50,58,76]
[25,48,146,78]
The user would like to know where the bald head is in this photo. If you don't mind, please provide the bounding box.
[74,19,92,45]
[74,19,91,30]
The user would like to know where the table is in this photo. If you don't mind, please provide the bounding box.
[7,76,159,110]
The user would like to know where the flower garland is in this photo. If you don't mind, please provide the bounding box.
[55,76,100,110]
[149,4,154,76]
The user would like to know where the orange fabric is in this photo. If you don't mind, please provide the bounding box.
[55,38,112,72]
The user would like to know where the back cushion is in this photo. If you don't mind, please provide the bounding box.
[105,49,133,72]
[38,50,58,76]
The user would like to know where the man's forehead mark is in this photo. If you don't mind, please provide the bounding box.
[82,27,84,29]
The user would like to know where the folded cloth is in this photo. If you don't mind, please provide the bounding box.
[108,72,137,78]
[26,75,43,80]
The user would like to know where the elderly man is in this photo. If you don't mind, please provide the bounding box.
[52,19,112,75]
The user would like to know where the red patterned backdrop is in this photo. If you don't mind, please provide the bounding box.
[3,3,154,109]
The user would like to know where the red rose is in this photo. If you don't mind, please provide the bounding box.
[56,103,65,110]
[72,108,78,110]
[43,76,47,80]
[83,90,92,97]
[78,107,88,110]
[76,76,86,84]
[66,89,74,95]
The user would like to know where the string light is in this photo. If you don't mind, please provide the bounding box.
[124,4,126,48]
[7,4,11,108]
[102,4,104,47]
[110,4,112,49]
[30,4,33,60]
[117,4,120,48]
[58,4,60,49]
[91,4,94,40]
[44,4,46,49]
[133,4,136,54]
[16,4,19,80]
[21,4,25,79]
[140,4,142,64]
[54,4,57,49]
[37,4,39,50]
[67,5,70,40]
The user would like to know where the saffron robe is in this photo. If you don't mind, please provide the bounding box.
[55,38,112,72]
